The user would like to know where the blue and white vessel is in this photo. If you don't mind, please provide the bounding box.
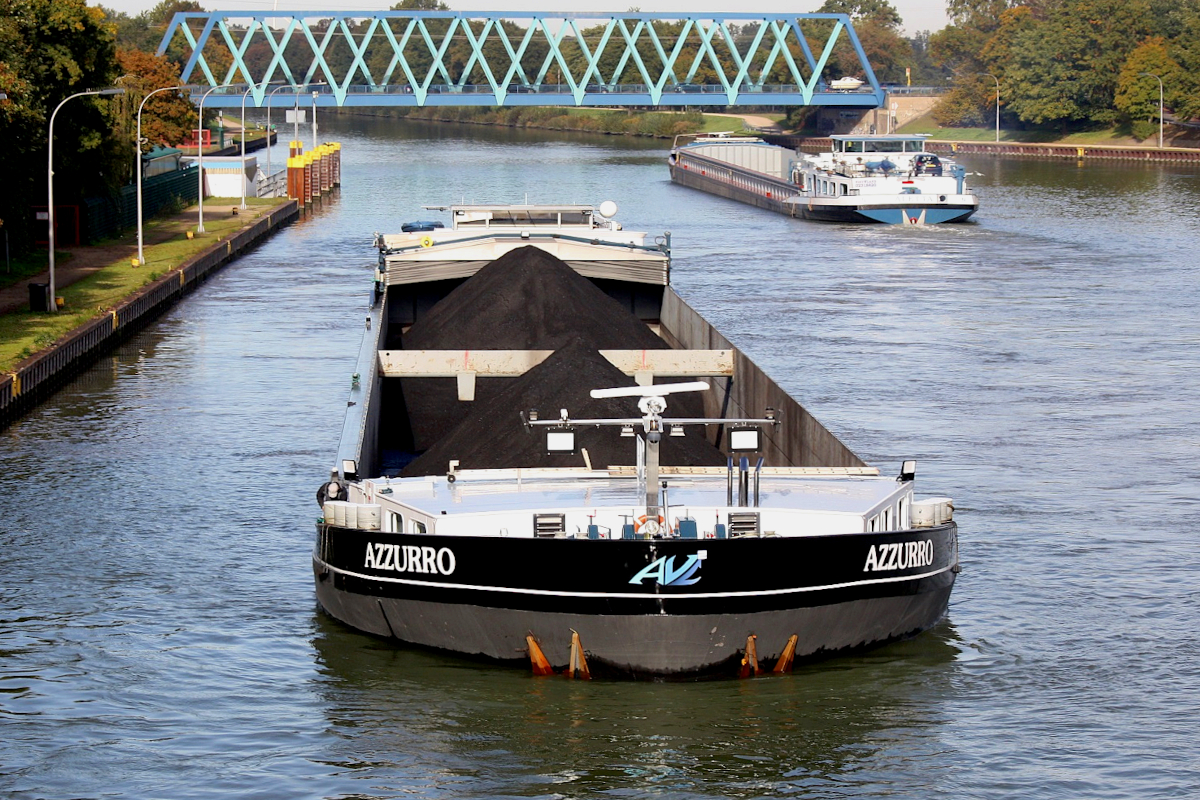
[670,133,978,225]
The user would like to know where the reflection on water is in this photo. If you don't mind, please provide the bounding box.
[311,614,962,797]
[2,115,1199,799]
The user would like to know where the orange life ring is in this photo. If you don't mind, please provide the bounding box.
[635,514,665,534]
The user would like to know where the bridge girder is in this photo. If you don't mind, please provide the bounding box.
[159,11,885,109]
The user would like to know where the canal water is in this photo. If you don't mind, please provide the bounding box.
[3,116,1198,798]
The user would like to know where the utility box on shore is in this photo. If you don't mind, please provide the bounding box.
[28,282,50,313]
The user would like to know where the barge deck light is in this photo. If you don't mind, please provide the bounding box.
[546,430,576,454]
[728,426,762,453]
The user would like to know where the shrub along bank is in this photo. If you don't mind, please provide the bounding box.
[345,106,711,138]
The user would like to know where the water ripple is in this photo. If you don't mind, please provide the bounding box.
[2,119,1198,799]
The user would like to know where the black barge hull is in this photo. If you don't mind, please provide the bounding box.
[319,224,960,678]
[314,522,958,677]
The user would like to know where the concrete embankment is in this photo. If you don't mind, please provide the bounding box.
[926,140,1200,162]
[0,201,300,429]
[763,134,1200,163]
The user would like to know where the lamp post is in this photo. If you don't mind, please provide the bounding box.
[290,82,325,149]
[979,72,1000,143]
[240,80,286,207]
[240,83,255,210]
[196,84,229,234]
[47,87,125,312]
[1138,72,1164,149]
[311,88,320,149]
[265,83,296,187]
[1,95,7,274]
[135,84,191,266]
[292,86,300,144]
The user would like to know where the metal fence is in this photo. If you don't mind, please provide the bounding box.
[83,166,200,243]
[257,170,288,199]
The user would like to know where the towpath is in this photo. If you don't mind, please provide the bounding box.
[0,202,274,315]
[704,112,785,133]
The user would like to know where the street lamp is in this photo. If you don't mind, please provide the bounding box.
[1138,72,1164,149]
[311,87,320,149]
[288,83,324,152]
[135,84,192,266]
[196,84,230,234]
[47,87,125,312]
[292,86,301,144]
[979,72,1000,143]
[1,95,7,274]
[239,81,283,210]
[265,83,296,187]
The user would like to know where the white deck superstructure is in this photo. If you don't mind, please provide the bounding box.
[335,466,924,541]
[375,203,670,286]
[787,134,978,223]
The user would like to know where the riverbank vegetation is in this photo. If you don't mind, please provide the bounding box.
[343,106,736,138]
[898,114,1200,147]
[928,0,1200,140]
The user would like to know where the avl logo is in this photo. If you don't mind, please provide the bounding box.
[628,551,706,587]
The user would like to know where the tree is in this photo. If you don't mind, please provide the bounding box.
[391,0,450,9]
[1169,2,1200,122]
[1003,0,1153,128]
[103,7,158,54]
[0,64,41,246]
[143,0,228,78]
[849,19,915,83]
[932,81,990,126]
[1113,38,1179,139]
[908,31,951,86]
[814,0,913,82]
[930,0,1173,132]
[100,1,208,62]
[927,0,1012,127]
[117,49,195,152]
[818,0,903,30]
[0,0,125,254]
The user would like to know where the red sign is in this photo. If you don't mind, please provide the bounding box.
[184,129,212,147]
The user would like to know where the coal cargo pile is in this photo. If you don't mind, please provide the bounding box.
[402,340,727,477]
[402,245,667,351]
[402,245,669,449]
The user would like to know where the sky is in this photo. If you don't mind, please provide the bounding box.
[98,1,951,36]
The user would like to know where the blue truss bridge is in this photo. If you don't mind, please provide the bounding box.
[159,10,884,109]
